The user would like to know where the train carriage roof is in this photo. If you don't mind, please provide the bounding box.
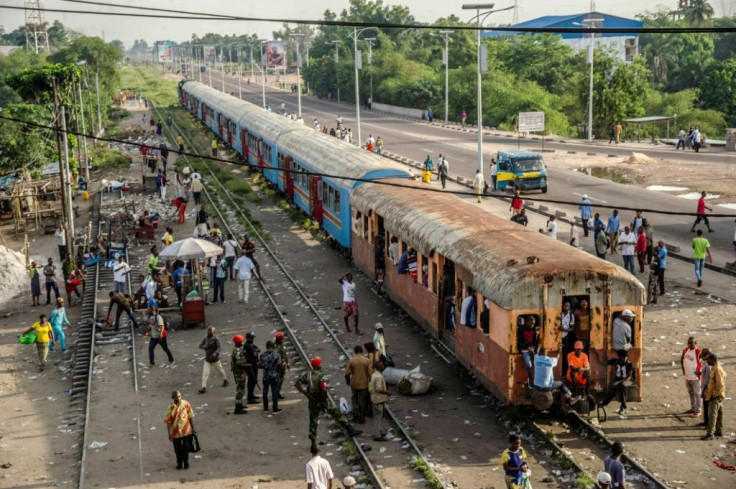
[276,130,413,189]
[351,179,644,310]
[182,81,413,188]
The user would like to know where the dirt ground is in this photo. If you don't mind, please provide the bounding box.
[541,147,736,205]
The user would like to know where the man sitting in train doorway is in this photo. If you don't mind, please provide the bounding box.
[601,349,635,415]
[532,348,581,406]
[567,341,592,397]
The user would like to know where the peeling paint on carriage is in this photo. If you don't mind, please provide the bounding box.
[351,180,645,311]
[351,179,646,405]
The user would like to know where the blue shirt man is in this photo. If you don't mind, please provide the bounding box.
[607,211,621,234]
[172,266,189,287]
[532,350,579,404]
[657,242,667,269]
[593,214,604,239]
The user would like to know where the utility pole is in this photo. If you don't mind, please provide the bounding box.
[364,38,375,110]
[51,78,73,258]
[237,44,242,99]
[432,31,453,123]
[331,40,341,102]
[94,71,102,135]
[353,27,362,145]
[221,45,226,92]
[60,106,74,252]
[292,34,304,117]
[76,78,89,180]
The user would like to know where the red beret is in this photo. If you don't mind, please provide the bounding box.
[275,332,284,339]
[310,357,322,368]
[233,335,244,344]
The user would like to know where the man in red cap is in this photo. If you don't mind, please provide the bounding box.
[230,335,248,414]
[295,357,362,444]
[274,332,290,399]
[567,341,591,396]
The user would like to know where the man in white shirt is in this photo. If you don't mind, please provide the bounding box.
[369,359,391,441]
[233,255,258,304]
[306,444,334,489]
[113,255,132,293]
[472,170,484,203]
[490,160,498,191]
[222,233,239,281]
[338,273,361,334]
[55,225,67,261]
[617,226,636,275]
[612,309,634,351]
[545,216,558,239]
[190,171,202,180]
[143,274,158,301]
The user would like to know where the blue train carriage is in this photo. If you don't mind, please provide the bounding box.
[275,130,415,249]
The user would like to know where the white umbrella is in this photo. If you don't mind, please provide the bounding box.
[158,238,223,260]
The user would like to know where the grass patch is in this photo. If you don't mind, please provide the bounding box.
[576,471,596,489]
[340,439,357,458]
[120,65,180,107]
[90,145,132,168]
[553,450,575,471]
[412,456,443,489]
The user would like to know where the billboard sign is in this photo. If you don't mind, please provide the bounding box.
[266,41,286,69]
[156,40,174,63]
[518,111,545,132]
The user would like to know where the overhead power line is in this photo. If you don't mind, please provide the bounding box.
[0,3,734,34]
[1,111,735,218]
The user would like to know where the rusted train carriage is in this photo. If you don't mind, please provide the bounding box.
[350,179,645,405]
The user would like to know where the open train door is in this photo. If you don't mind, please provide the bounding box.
[226,118,233,146]
[240,128,249,161]
[310,175,323,223]
[257,139,264,170]
[217,113,224,138]
[200,102,205,122]
[283,156,294,200]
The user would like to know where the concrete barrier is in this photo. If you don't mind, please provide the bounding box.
[555,210,567,217]
[372,102,425,119]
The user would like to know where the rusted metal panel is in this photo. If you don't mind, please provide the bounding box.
[351,179,645,311]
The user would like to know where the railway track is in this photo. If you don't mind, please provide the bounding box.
[76,193,144,488]
[148,100,447,489]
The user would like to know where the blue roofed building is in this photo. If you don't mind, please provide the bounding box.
[482,12,643,63]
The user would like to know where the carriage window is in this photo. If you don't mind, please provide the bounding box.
[431,262,438,294]
[611,310,636,349]
[322,183,341,216]
[354,212,362,234]
[363,214,369,240]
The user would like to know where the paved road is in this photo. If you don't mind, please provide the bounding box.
[195,70,736,267]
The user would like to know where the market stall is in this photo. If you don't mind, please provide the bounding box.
[159,237,223,329]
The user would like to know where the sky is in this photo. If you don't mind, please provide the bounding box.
[1,0,733,48]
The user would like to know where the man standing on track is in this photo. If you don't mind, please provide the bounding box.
[244,332,260,404]
[234,253,258,305]
[198,326,228,394]
[164,390,195,470]
[702,353,727,440]
[295,357,362,445]
[603,441,627,489]
[230,335,248,414]
[369,359,391,441]
[223,233,239,281]
[681,336,702,417]
[306,444,334,489]
[274,332,290,399]
[259,340,282,415]
[113,255,131,293]
[344,345,372,424]
[339,273,361,334]
[691,191,714,233]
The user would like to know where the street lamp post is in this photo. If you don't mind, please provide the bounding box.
[291,34,304,117]
[349,27,374,147]
[431,31,453,123]
[363,37,375,110]
[462,3,495,176]
[220,45,226,92]
[582,18,603,141]
[331,40,341,102]
[237,44,243,99]
[260,40,268,108]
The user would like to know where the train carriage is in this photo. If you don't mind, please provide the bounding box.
[179,81,414,249]
[350,179,645,405]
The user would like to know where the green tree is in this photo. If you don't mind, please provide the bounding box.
[682,0,715,27]
[713,16,736,61]
[0,103,56,173]
[0,49,43,106]
[698,58,736,122]
[642,33,676,86]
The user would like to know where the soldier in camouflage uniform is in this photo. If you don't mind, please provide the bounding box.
[274,332,290,399]
[294,357,362,444]
[230,335,247,414]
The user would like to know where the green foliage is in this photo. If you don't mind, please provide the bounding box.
[698,58,736,123]
[0,103,56,173]
[0,49,45,106]
[412,456,443,489]
[5,63,83,104]
[89,146,132,169]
